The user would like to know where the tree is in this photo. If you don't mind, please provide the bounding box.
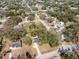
[3,18,14,38]
[48,29,61,47]
[29,22,60,46]
[0,32,3,52]
[9,28,26,41]
[27,13,35,21]
[65,23,79,42]
[62,49,79,59]
[22,35,32,45]
[3,17,26,41]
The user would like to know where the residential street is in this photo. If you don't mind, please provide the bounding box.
[36,42,78,59]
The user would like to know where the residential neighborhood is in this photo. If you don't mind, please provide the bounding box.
[0,0,79,59]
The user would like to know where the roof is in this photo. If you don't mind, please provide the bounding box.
[9,40,21,49]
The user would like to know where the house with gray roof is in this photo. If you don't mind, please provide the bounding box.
[9,40,22,49]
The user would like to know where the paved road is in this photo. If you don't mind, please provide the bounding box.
[32,43,42,55]
[9,53,12,59]
[36,49,60,59]
[36,42,77,59]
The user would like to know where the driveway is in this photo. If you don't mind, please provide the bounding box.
[32,43,41,55]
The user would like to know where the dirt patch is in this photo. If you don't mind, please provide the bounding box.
[39,43,58,54]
